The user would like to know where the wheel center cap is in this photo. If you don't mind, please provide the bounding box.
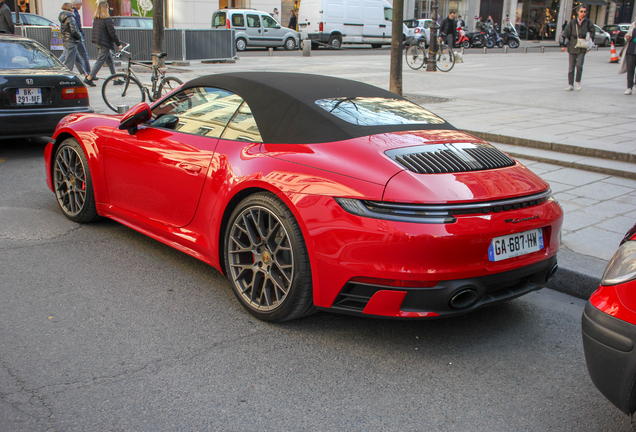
[262,251,271,263]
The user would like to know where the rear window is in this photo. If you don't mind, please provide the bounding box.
[212,12,226,27]
[404,20,417,29]
[315,97,445,125]
[0,40,63,70]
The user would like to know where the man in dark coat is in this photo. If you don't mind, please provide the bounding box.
[439,11,457,48]
[60,0,91,75]
[561,4,595,91]
[59,3,84,73]
[0,0,14,34]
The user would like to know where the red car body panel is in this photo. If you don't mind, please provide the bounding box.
[45,73,564,319]
[590,282,636,324]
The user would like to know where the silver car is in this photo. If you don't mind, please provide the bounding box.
[212,9,300,51]
[594,25,611,47]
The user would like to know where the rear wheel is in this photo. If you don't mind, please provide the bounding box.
[53,138,99,223]
[328,34,342,48]
[224,193,315,322]
[236,38,247,51]
[371,43,382,49]
[461,40,470,49]
[485,38,495,48]
[102,73,144,112]
[507,39,519,49]
[158,76,183,98]
[405,44,426,70]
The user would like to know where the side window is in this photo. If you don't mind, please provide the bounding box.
[119,18,138,27]
[139,19,153,29]
[151,87,245,138]
[247,14,260,28]
[30,16,52,26]
[262,15,279,28]
[221,102,262,142]
[384,7,392,21]
[232,14,245,27]
[212,12,226,27]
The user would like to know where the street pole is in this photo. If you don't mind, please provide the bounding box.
[152,0,165,67]
[389,0,404,96]
[426,0,438,71]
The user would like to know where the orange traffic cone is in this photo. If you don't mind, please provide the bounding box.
[610,42,619,63]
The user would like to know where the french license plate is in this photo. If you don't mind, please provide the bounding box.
[16,88,42,104]
[488,228,544,262]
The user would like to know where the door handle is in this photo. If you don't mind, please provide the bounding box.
[178,163,202,174]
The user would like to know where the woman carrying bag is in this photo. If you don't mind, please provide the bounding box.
[622,21,636,94]
[561,4,595,91]
[84,1,122,87]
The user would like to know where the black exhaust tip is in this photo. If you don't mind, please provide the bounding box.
[449,288,478,309]
[546,264,559,283]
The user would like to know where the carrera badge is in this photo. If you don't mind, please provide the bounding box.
[505,215,540,224]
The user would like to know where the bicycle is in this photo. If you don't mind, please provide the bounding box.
[405,37,455,72]
[101,43,183,112]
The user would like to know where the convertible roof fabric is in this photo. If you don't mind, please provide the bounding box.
[184,72,455,144]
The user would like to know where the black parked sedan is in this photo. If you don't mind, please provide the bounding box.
[0,34,92,139]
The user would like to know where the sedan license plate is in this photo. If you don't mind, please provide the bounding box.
[488,228,544,262]
[16,88,42,104]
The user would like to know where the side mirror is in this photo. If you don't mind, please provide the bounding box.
[118,102,151,135]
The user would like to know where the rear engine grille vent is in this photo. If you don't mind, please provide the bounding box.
[386,143,515,174]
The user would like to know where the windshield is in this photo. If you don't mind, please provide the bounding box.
[315,97,445,126]
[0,40,64,70]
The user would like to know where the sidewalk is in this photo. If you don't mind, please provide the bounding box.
[85,48,635,297]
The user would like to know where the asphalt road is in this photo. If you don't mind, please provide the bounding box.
[0,138,632,431]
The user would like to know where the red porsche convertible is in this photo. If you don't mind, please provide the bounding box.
[583,223,636,415]
[44,73,563,322]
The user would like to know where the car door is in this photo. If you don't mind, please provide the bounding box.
[261,13,284,47]
[246,13,264,46]
[102,86,245,227]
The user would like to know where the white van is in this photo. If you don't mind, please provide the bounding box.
[297,0,393,48]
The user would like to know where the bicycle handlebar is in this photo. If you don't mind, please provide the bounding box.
[114,42,131,59]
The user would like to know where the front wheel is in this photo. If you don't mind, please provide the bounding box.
[507,39,519,49]
[497,40,504,48]
[485,38,495,48]
[284,37,296,51]
[405,44,426,70]
[53,138,99,223]
[436,46,455,72]
[224,193,315,322]
[603,37,610,47]
[158,76,183,98]
[461,40,470,49]
[102,73,144,112]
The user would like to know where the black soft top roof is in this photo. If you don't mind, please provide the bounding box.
[184,72,454,144]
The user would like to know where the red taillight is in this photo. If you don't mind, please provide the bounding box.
[319,22,323,32]
[61,87,89,100]
[349,276,438,288]
[415,28,420,33]
[227,18,230,29]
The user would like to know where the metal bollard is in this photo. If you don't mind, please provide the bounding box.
[504,46,508,54]
[117,105,129,114]
[541,46,545,53]
[524,46,528,53]
[268,47,274,56]
[302,40,311,56]
[483,47,487,54]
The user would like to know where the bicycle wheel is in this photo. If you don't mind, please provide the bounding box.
[436,46,455,72]
[102,73,145,112]
[158,76,183,98]
[405,44,426,70]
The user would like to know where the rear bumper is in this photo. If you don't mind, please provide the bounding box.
[582,301,636,414]
[0,106,93,139]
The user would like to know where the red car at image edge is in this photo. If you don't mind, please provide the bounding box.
[44,72,564,322]
[583,223,636,415]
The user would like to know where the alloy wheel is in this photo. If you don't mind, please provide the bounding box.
[54,145,87,217]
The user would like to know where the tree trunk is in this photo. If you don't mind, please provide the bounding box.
[389,0,404,95]
[152,0,165,67]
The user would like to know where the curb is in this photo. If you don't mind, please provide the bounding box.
[545,249,606,300]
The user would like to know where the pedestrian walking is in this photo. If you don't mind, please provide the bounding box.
[440,11,457,48]
[59,3,85,74]
[288,10,297,30]
[623,20,636,94]
[59,0,92,78]
[271,8,280,23]
[561,4,595,91]
[457,15,466,29]
[84,1,122,87]
[0,0,14,35]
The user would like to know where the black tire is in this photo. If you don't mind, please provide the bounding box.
[102,73,144,113]
[328,34,342,49]
[497,40,504,48]
[284,37,296,51]
[507,39,519,49]
[236,37,247,51]
[461,40,470,49]
[436,46,455,72]
[603,37,610,47]
[224,193,315,322]
[371,43,382,49]
[158,76,183,98]
[485,38,495,49]
[405,44,426,70]
[52,138,99,223]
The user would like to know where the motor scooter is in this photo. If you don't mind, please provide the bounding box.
[500,23,521,48]
[455,27,470,48]
[465,30,488,48]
